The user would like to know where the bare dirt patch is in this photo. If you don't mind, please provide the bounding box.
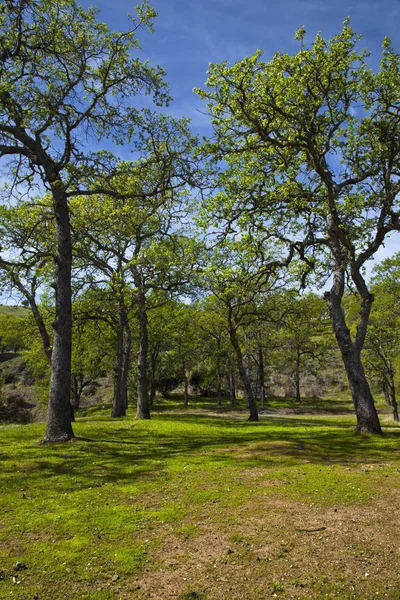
[127,488,400,599]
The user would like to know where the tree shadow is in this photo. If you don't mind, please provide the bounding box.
[1,410,399,497]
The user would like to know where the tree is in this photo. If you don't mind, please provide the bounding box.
[71,145,201,419]
[71,285,135,417]
[22,297,113,412]
[0,311,27,352]
[147,299,177,406]
[0,200,54,363]
[197,297,232,405]
[195,22,400,433]
[70,312,113,410]
[362,254,400,421]
[0,0,168,441]
[276,293,334,402]
[202,239,289,421]
[168,303,203,406]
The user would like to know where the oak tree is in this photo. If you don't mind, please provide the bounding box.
[196,22,400,433]
[0,0,168,441]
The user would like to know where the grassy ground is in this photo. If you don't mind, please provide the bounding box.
[1,396,400,599]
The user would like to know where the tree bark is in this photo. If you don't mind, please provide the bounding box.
[136,288,150,419]
[71,374,83,409]
[389,384,399,423]
[121,323,131,410]
[149,375,156,408]
[149,342,160,408]
[387,365,399,422]
[228,311,258,421]
[182,355,189,406]
[294,347,301,403]
[383,381,391,406]
[183,368,189,407]
[229,371,236,405]
[324,265,381,434]
[258,344,267,407]
[42,183,74,442]
[216,337,222,407]
[111,321,126,417]
[23,292,52,363]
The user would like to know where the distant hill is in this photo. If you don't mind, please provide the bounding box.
[0,305,29,318]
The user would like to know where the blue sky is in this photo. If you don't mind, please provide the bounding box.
[80,0,400,267]
[83,0,400,138]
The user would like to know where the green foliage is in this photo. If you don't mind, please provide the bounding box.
[0,311,26,350]
[0,0,168,173]
[363,254,400,406]
[22,311,53,404]
[195,21,400,280]
[275,293,334,376]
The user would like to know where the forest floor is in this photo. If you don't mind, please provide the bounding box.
[0,396,400,600]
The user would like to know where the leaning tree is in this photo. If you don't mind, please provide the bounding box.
[196,21,400,433]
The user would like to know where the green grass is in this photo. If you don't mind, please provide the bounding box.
[0,400,400,599]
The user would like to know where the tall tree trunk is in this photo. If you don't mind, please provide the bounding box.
[294,347,301,402]
[258,344,267,408]
[383,381,391,406]
[149,343,160,408]
[121,323,131,410]
[387,364,399,423]
[389,384,399,423]
[136,288,150,419]
[183,375,189,406]
[229,371,236,405]
[24,292,52,363]
[149,374,156,408]
[42,184,74,442]
[324,262,381,434]
[244,354,251,408]
[112,322,126,417]
[182,358,189,406]
[216,382,222,406]
[71,374,82,409]
[216,337,222,407]
[228,311,258,421]
[71,374,91,410]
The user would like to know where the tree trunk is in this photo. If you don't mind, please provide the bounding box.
[217,382,222,406]
[228,313,258,421]
[42,184,74,443]
[183,373,189,406]
[136,288,150,419]
[29,298,52,363]
[182,358,189,406]
[112,322,126,417]
[383,381,391,406]
[258,344,267,408]
[71,374,82,409]
[149,343,160,408]
[244,354,252,408]
[294,347,301,402]
[387,365,399,423]
[389,385,399,423]
[229,371,236,406]
[149,375,156,408]
[71,375,91,410]
[121,323,131,410]
[216,337,222,407]
[324,268,381,434]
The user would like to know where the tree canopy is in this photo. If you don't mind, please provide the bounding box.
[1,11,400,439]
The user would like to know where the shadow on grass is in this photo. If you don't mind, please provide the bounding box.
[1,407,400,497]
